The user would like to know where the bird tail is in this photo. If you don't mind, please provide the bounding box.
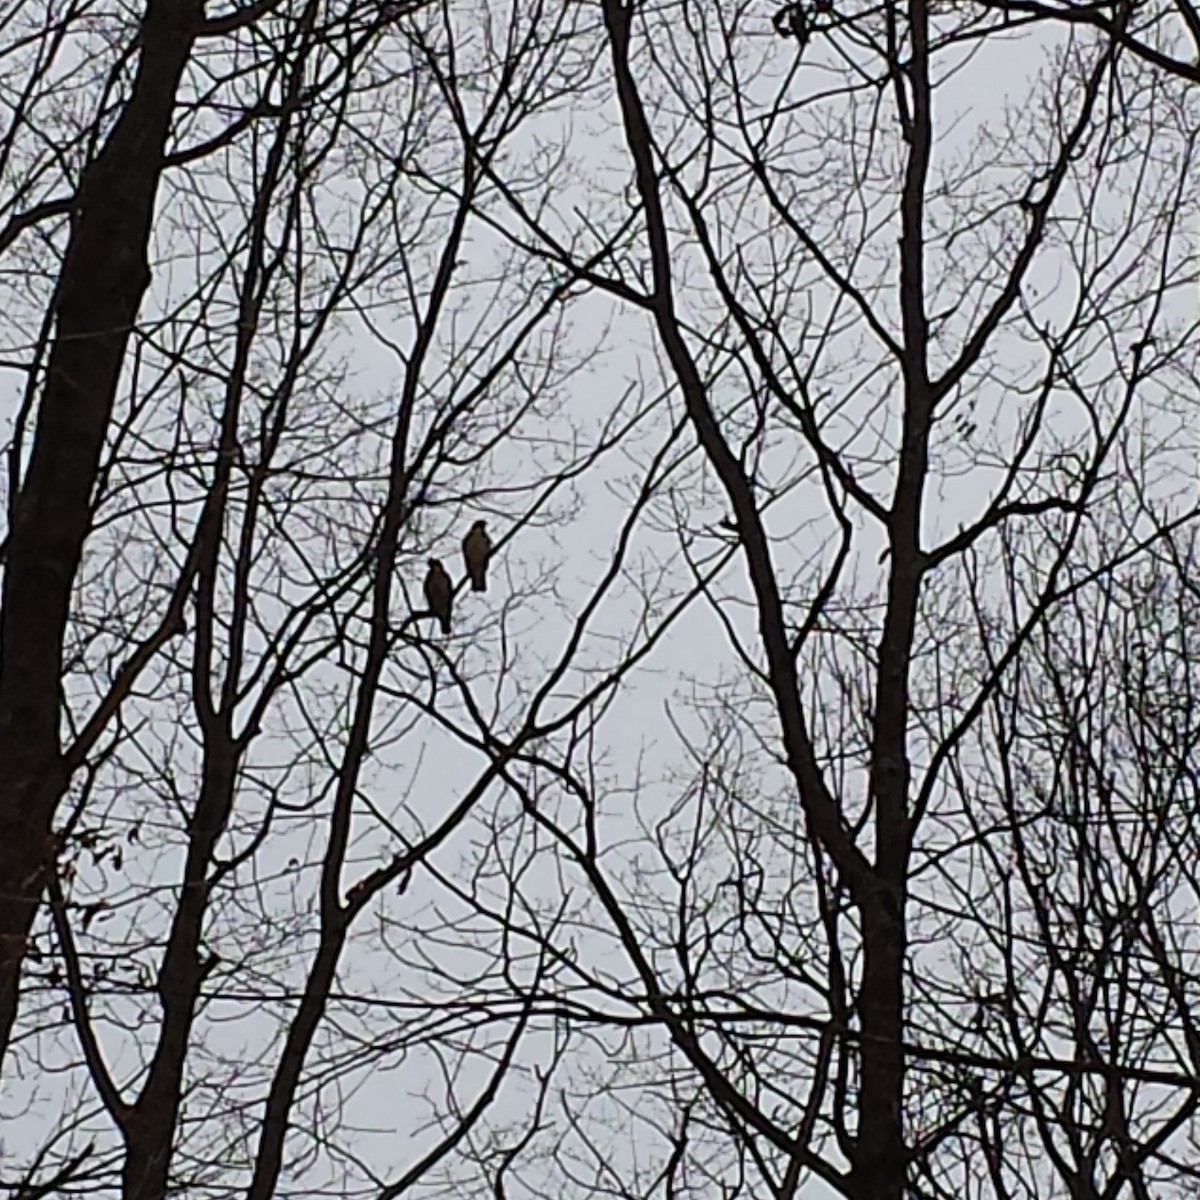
[471,574,486,593]
[439,613,451,635]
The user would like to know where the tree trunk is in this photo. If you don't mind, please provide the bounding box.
[0,0,201,1069]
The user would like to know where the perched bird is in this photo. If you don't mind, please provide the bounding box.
[423,558,452,635]
[461,520,492,593]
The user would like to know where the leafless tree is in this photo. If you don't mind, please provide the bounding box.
[0,0,447,1071]
[451,2,1200,1198]
[973,0,1200,87]
[3,2,1198,1199]
[0,2,665,1198]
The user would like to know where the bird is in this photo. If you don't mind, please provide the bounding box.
[461,520,492,593]
[423,558,452,635]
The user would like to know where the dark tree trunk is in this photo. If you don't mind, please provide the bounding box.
[120,737,236,1200]
[0,0,201,1069]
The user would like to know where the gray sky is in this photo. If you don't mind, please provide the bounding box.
[1,2,1199,1197]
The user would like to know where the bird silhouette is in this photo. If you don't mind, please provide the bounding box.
[423,558,452,635]
[462,520,492,593]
